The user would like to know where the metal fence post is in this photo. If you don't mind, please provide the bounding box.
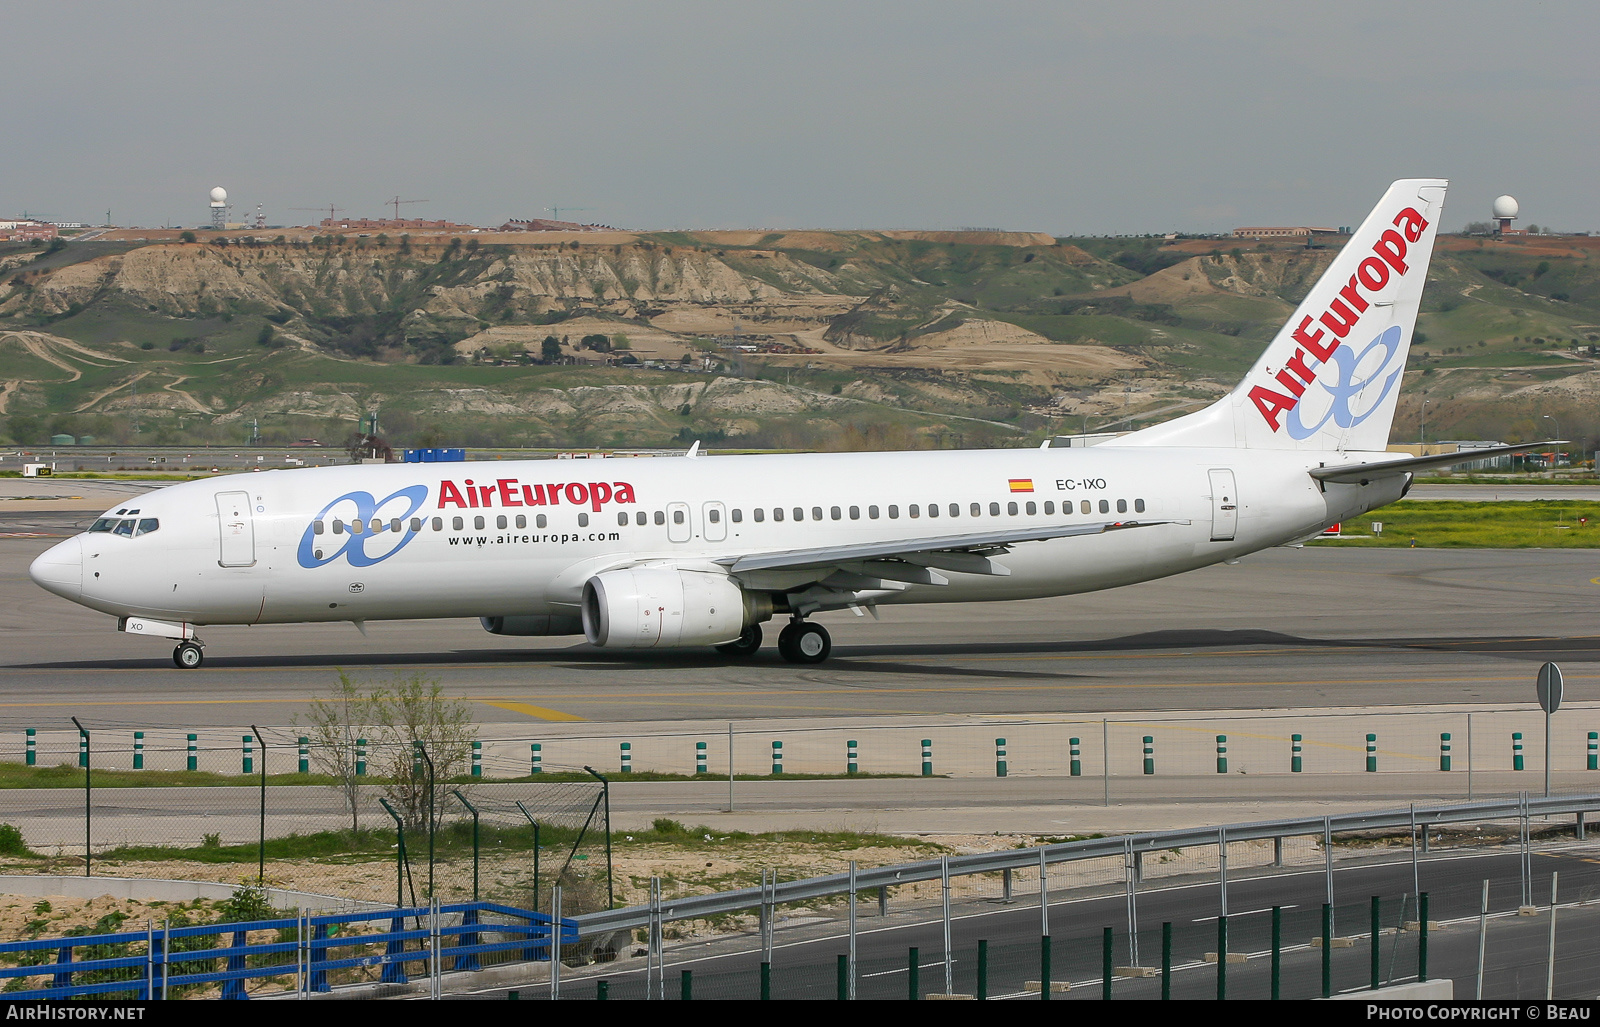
[977,939,988,1000]
[1322,902,1332,998]
[1161,921,1172,1001]
[836,954,847,1001]
[550,885,562,1001]
[908,946,919,1001]
[1420,891,1430,983]
[941,856,951,995]
[1040,934,1051,1001]
[71,718,89,878]
[1370,895,1381,990]
[1103,926,1113,1001]
[681,968,692,1001]
[1271,906,1281,1001]
[849,860,859,1000]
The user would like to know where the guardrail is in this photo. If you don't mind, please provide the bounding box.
[0,900,577,1000]
[572,793,1600,937]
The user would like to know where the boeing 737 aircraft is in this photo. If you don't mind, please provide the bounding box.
[28,179,1550,668]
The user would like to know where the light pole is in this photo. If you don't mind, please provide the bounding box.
[1543,415,1560,477]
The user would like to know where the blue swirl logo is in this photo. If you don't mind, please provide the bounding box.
[297,486,429,568]
[1285,325,1406,440]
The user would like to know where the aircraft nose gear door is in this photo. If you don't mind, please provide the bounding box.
[1208,468,1238,542]
[216,491,257,567]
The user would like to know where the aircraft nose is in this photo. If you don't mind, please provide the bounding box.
[29,537,82,600]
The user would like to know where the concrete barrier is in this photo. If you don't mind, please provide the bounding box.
[1326,978,1453,1000]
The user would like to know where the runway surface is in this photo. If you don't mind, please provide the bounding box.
[2,539,1598,732]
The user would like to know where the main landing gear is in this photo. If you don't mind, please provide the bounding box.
[714,624,763,659]
[172,641,205,669]
[777,619,830,664]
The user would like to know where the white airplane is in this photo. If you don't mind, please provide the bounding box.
[27,179,1549,668]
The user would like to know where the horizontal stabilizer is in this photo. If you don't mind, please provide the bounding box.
[1309,442,1562,484]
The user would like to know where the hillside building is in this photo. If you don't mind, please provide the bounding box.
[1230,225,1343,239]
[0,219,59,241]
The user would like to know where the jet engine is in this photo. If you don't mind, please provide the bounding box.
[479,614,584,636]
[582,567,771,649]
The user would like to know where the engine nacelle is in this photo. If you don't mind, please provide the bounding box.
[480,614,584,636]
[582,567,769,649]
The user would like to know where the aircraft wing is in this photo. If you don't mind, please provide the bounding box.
[1309,442,1563,485]
[714,519,1172,579]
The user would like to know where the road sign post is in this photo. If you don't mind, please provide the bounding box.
[1538,663,1563,799]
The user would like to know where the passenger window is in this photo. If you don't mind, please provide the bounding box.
[636,512,647,525]
[793,507,804,522]
[497,515,508,529]
[536,514,548,528]
[1134,499,1145,513]
[313,520,325,535]
[970,503,981,517]
[1007,502,1018,515]
[831,506,841,520]
[136,518,159,536]
[452,517,464,530]
[617,512,628,526]
[774,508,784,522]
[1026,502,1036,515]
[578,513,589,527]
[432,517,443,531]
[1117,499,1127,513]
[732,509,742,523]
[812,506,822,521]
[351,519,364,534]
[868,505,880,519]
[89,518,116,533]
[1044,501,1055,515]
[909,504,919,518]
[515,515,526,529]
[113,520,134,537]
[754,509,765,523]
[950,504,960,517]
[673,509,685,524]
[1080,501,1091,515]
[372,519,385,534]
[333,519,345,534]
[849,506,860,520]
[989,503,1000,516]
[474,516,485,530]
[410,518,422,533]
[888,505,899,519]
[654,510,665,525]
[391,518,401,533]
[709,509,721,524]
[1099,500,1110,514]
[927,503,938,518]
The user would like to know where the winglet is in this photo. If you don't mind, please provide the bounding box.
[685,441,701,459]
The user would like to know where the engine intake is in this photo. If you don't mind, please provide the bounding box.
[582,567,770,649]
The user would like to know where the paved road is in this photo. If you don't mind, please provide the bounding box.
[470,845,1600,1000]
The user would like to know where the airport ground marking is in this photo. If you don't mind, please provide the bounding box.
[477,701,585,722]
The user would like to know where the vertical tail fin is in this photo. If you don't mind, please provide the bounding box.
[1112,178,1447,452]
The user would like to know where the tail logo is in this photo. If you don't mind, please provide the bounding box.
[1248,205,1428,433]
[1284,325,1406,440]
[296,485,430,568]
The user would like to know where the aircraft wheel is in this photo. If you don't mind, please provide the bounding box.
[173,643,204,669]
[777,621,830,664]
[715,624,763,658]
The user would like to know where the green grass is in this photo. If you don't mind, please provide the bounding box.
[1314,500,1600,547]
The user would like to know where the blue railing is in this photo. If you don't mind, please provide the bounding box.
[0,901,577,1000]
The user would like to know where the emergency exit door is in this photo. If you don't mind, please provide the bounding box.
[1208,469,1238,542]
[216,491,256,567]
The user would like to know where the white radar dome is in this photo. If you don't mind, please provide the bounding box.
[209,186,228,204]
[1492,195,1518,219]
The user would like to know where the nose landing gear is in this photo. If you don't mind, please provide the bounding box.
[172,641,205,669]
[776,619,831,664]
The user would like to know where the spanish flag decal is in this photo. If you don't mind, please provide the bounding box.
[1008,478,1034,493]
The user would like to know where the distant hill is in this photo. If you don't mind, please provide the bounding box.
[2,229,1598,452]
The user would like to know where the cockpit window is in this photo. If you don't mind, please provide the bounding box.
[112,520,135,537]
[135,518,159,536]
[89,518,117,533]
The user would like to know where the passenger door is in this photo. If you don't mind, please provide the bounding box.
[1208,469,1238,542]
[215,491,257,567]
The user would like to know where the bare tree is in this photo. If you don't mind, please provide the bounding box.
[294,671,372,834]
[368,674,478,831]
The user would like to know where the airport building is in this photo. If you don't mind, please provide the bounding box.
[1230,225,1344,239]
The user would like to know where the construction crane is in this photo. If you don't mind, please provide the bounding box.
[383,196,428,220]
[290,204,346,226]
[546,206,594,223]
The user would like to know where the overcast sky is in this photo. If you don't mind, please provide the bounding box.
[5,1,1596,235]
